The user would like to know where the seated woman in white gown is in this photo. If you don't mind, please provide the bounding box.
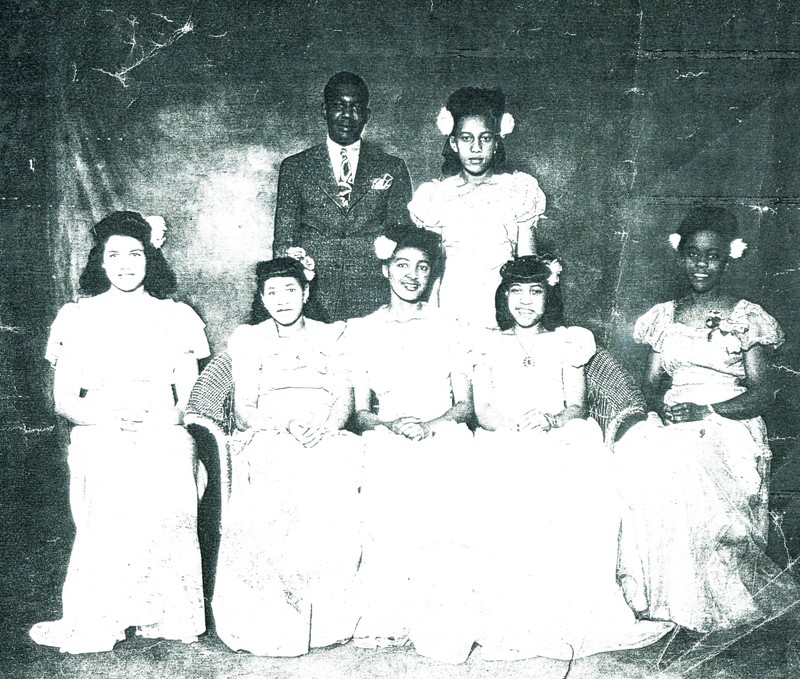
[211,256,363,657]
[470,255,673,661]
[614,206,800,632]
[30,211,209,653]
[344,224,476,662]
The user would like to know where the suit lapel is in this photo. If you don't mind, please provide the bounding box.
[309,144,347,211]
[347,141,378,212]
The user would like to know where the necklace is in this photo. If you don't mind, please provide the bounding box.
[513,328,546,368]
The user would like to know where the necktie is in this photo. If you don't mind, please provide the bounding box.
[338,148,353,208]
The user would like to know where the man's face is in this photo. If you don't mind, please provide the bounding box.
[324,83,370,146]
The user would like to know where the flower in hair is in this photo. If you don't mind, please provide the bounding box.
[729,238,747,259]
[374,235,397,260]
[436,107,455,136]
[286,246,316,281]
[499,112,515,137]
[145,215,167,249]
[668,233,681,251]
[546,259,562,287]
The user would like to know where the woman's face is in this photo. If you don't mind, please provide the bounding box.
[680,229,727,294]
[102,235,146,293]
[383,246,431,304]
[261,276,308,326]
[449,115,497,177]
[507,282,546,328]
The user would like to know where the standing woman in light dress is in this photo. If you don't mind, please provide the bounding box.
[212,256,363,657]
[30,211,209,653]
[615,206,800,632]
[408,87,546,329]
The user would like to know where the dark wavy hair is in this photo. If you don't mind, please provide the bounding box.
[441,87,508,177]
[675,206,740,254]
[249,257,310,324]
[324,71,369,105]
[381,223,442,266]
[495,255,564,331]
[78,211,176,298]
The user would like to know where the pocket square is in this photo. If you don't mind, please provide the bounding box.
[371,174,393,190]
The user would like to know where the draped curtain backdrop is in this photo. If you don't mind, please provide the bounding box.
[3,0,800,552]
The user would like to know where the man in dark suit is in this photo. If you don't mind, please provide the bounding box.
[273,72,413,322]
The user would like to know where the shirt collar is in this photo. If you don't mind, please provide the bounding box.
[327,136,361,155]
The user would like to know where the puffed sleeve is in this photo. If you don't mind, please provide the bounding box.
[633,302,672,352]
[171,302,211,359]
[45,302,80,366]
[408,180,444,230]
[554,326,596,367]
[732,301,786,351]
[511,172,547,224]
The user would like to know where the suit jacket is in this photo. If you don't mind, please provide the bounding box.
[273,140,413,322]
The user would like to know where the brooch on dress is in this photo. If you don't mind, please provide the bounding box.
[705,312,748,353]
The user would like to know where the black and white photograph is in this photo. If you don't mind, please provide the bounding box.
[3,1,800,676]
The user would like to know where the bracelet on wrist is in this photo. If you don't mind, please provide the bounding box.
[543,412,560,430]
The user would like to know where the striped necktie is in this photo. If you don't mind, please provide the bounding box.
[338,148,353,208]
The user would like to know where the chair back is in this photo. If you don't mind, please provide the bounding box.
[585,347,647,445]
[186,352,235,434]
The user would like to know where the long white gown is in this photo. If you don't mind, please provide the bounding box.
[614,300,800,631]
[470,326,673,660]
[30,294,209,653]
[211,319,364,657]
[344,303,478,663]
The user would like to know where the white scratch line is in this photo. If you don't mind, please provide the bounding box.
[5,425,56,435]
[675,70,708,79]
[209,31,228,38]
[0,325,24,333]
[777,365,800,376]
[747,204,777,215]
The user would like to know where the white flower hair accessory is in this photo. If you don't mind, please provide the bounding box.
[546,259,563,287]
[729,238,747,259]
[145,215,167,249]
[286,246,316,281]
[668,233,681,251]
[436,107,454,136]
[374,235,398,260]
[499,112,515,137]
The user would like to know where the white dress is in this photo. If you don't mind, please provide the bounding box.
[344,304,477,663]
[470,327,673,660]
[614,300,800,631]
[408,171,546,329]
[30,294,209,652]
[211,319,364,657]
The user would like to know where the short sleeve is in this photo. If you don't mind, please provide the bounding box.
[732,301,785,351]
[45,302,80,366]
[408,181,444,230]
[510,172,546,224]
[633,302,672,352]
[171,302,211,359]
[554,326,596,367]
